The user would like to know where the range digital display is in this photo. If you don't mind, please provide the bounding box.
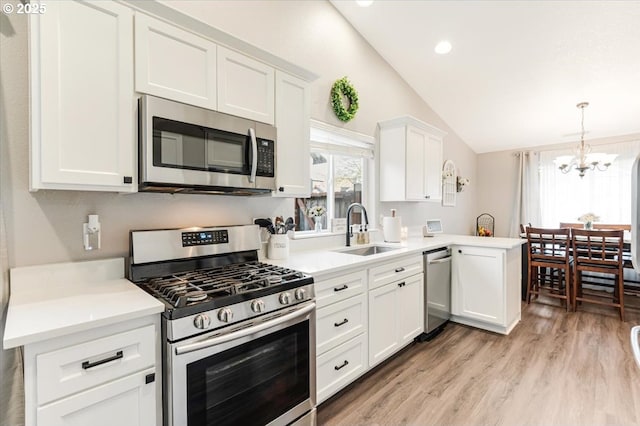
[181,230,229,247]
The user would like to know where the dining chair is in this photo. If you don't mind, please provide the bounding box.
[571,229,625,321]
[526,227,572,311]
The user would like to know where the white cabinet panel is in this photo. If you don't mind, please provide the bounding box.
[30,0,135,192]
[37,325,155,405]
[368,255,423,290]
[316,294,366,355]
[368,282,399,367]
[379,116,445,202]
[37,367,156,426]
[273,71,311,197]
[452,246,506,326]
[217,46,275,124]
[315,270,366,309]
[316,333,367,404]
[397,274,424,345]
[134,13,217,110]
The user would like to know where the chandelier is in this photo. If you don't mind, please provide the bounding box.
[555,102,616,178]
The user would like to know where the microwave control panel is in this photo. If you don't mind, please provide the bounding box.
[256,139,275,177]
[182,230,229,247]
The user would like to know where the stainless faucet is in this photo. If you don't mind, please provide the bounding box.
[346,203,369,247]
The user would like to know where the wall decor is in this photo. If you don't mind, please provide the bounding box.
[442,160,457,206]
[331,76,359,122]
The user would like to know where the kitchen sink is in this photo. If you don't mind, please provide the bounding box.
[334,245,399,256]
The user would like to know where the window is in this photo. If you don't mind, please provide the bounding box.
[294,121,374,232]
[538,140,640,226]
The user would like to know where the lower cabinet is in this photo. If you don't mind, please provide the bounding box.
[37,367,156,426]
[368,272,423,368]
[316,333,368,404]
[23,315,161,426]
[451,245,521,334]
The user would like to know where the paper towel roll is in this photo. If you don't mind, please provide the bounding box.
[382,216,402,242]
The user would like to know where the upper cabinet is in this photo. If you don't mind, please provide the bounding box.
[379,117,446,202]
[273,71,311,197]
[30,0,136,192]
[217,46,275,125]
[134,13,218,110]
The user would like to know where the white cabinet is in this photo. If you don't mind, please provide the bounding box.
[315,270,368,404]
[379,116,446,202]
[30,0,136,192]
[23,316,160,426]
[217,46,275,124]
[273,71,311,197]
[368,255,424,368]
[451,245,521,334]
[134,13,217,110]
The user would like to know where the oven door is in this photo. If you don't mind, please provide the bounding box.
[167,302,316,426]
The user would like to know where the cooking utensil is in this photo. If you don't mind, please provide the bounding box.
[254,218,275,234]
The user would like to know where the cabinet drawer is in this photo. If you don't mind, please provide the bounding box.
[315,270,366,309]
[316,294,367,355]
[317,333,367,404]
[368,255,422,290]
[37,324,156,405]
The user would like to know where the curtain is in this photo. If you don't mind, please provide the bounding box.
[509,151,541,237]
[539,140,640,227]
[0,199,24,426]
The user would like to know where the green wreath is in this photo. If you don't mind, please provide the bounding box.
[331,77,359,122]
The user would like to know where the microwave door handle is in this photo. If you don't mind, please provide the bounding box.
[249,127,257,183]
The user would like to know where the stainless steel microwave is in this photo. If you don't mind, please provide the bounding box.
[139,95,276,195]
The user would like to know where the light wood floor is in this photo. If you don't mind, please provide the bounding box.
[317,296,640,426]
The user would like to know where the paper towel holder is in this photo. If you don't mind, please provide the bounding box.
[423,219,443,237]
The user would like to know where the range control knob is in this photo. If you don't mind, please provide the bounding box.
[251,300,265,313]
[294,288,307,301]
[279,292,292,305]
[193,314,211,329]
[217,308,234,323]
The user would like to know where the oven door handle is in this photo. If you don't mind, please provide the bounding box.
[248,127,257,183]
[174,302,315,356]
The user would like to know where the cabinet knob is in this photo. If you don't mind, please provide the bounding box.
[278,187,285,192]
[123,176,133,184]
[458,249,462,253]
[425,195,430,199]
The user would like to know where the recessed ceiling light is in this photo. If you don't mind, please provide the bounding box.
[435,40,452,55]
[356,0,374,7]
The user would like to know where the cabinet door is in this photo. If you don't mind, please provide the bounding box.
[273,71,310,197]
[424,134,443,201]
[134,13,217,110]
[217,46,275,124]
[397,273,424,345]
[452,246,505,325]
[31,0,135,192]
[368,282,398,367]
[405,126,427,201]
[37,368,156,426]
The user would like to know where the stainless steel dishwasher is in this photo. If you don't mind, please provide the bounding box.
[418,247,452,341]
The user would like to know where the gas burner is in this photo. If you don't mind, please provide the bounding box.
[266,275,283,284]
[186,291,208,303]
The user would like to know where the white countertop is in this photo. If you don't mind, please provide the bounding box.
[3,258,164,349]
[267,234,525,278]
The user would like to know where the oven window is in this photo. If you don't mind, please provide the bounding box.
[152,117,249,175]
[186,320,310,426]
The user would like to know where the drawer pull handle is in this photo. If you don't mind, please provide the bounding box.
[397,282,406,288]
[334,318,349,327]
[395,267,405,273]
[334,360,349,371]
[334,285,349,292]
[82,350,123,370]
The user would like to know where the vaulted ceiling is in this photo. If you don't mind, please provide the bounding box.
[331,1,640,153]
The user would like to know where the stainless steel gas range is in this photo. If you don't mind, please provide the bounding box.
[128,225,316,426]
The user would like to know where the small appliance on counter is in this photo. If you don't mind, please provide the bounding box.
[423,219,443,237]
[382,209,402,242]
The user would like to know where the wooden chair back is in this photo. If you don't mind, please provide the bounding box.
[526,227,571,267]
[559,222,630,231]
[571,229,624,273]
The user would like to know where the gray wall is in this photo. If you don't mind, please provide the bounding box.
[0,0,478,268]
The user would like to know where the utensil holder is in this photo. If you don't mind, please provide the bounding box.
[268,234,289,260]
